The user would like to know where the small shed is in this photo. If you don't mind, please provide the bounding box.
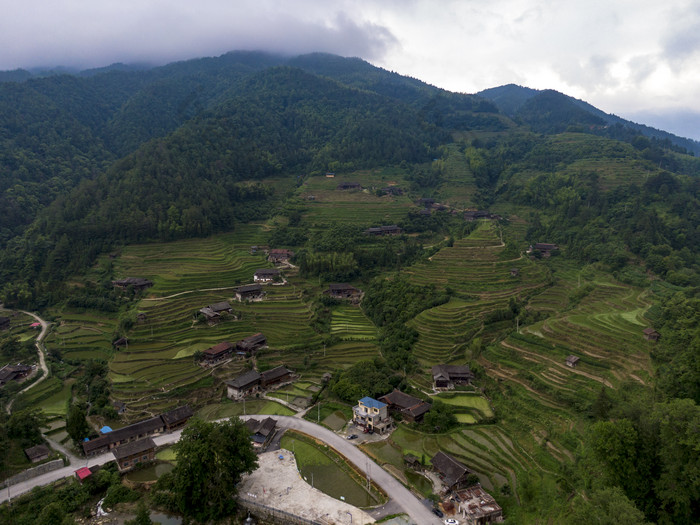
[643,327,660,342]
[25,444,50,463]
[75,467,93,482]
[510,268,520,277]
[565,355,580,368]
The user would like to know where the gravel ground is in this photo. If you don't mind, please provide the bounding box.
[238,449,375,524]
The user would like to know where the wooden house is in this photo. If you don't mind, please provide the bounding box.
[378,389,431,423]
[327,283,361,299]
[510,268,520,277]
[457,484,503,524]
[432,364,476,389]
[83,416,165,457]
[235,284,264,301]
[365,225,403,236]
[245,417,277,450]
[431,451,474,493]
[254,268,281,283]
[268,249,295,264]
[226,370,262,400]
[643,327,660,342]
[203,341,234,364]
[112,437,156,472]
[565,355,580,368]
[260,365,292,388]
[161,405,193,431]
[25,444,50,463]
[236,333,267,354]
[529,243,559,258]
[337,182,361,190]
[352,397,393,434]
[210,301,232,314]
[0,364,31,386]
[250,245,270,255]
[111,277,153,292]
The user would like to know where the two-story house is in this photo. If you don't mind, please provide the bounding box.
[352,397,393,434]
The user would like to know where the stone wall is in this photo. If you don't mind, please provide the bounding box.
[0,458,65,488]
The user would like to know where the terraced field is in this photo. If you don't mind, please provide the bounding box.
[44,311,117,361]
[406,222,550,365]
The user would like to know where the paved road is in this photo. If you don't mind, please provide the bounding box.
[1,415,443,525]
[6,311,50,414]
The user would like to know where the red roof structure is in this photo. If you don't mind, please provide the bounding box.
[75,467,92,480]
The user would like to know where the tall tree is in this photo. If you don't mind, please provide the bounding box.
[156,418,258,523]
[65,403,90,446]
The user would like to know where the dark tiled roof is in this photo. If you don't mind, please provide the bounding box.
[112,437,156,460]
[227,370,261,389]
[431,364,475,381]
[238,333,266,349]
[210,301,231,312]
[25,444,50,460]
[254,269,280,277]
[161,405,193,426]
[379,389,431,418]
[237,284,263,294]
[329,283,357,292]
[204,341,234,357]
[261,365,291,383]
[431,451,472,487]
[566,355,580,365]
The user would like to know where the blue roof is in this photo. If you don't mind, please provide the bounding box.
[359,397,386,409]
[100,426,113,434]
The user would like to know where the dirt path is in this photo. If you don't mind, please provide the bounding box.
[141,286,240,301]
[6,311,50,414]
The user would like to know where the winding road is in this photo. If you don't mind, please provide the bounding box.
[5,311,50,415]
[0,415,442,524]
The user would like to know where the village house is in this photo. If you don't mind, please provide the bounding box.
[161,405,194,432]
[510,268,520,277]
[431,451,475,494]
[202,341,234,364]
[378,389,432,423]
[432,364,476,390]
[250,245,270,255]
[457,484,504,524]
[0,364,32,386]
[260,365,293,389]
[0,316,10,330]
[464,210,494,221]
[643,327,660,342]
[381,186,404,196]
[111,277,153,292]
[136,312,147,323]
[226,370,262,400]
[268,249,295,264]
[352,397,393,434]
[528,243,559,258]
[417,198,435,207]
[364,225,403,236]
[565,355,580,368]
[336,181,361,190]
[253,268,281,283]
[83,416,165,457]
[113,337,128,348]
[24,444,51,463]
[245,417,277,450]
[236,333,267,355]
[199,301,233,323]
[235,284,264,302]
[112,437,156,472]
[326,283,362,299]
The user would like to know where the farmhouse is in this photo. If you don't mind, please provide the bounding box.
[381,186,403,196]
[337,181,361,190]
[203,341,234,364]
[365,225,403,236]
[25,444,51,463]
[111,277,153,292]
[112,437,156,472]
[235,284,264,301]
[250,245,270,254]
[83,416,165,457]
[113,337,128,348]
[327,283,361,299]
[457,484,504,524]
[0,317,10,330]
[464,210,494,221]
[260,365,293,388]
[528,243,559,258]
[226,370,262,400]
[565,355,580,368]
[643,327,660,342]
[236,333,267,354]
[432,364,476,389]
[431,451,474,493]
[161,405,194,431]
[0,364,32,386]
[254,268,281,282]
[199,301,233,323]
[378,389,432,423]
[210,301,232,314]
[352,397,393,434]
[510,268,520,277]
[245,417,277,450]
[268,249,295,263]
[417,198,435,207]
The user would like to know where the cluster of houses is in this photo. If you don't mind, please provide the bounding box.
[326,283,362,300]
[226,365,294,400]
[245,417,278,450]
[364,225,403,236]
[201,333,267,365]
[463,210,502,221]
[112,277,153,292]
[198,301,234,323]
[0,363,32,387]
[527,243,559,258]
[82,406,194,470]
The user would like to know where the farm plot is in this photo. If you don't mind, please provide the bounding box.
[330,306,377,341]
[435,392,494,421]
[44,311,117,362]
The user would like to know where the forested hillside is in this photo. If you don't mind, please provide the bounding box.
[0,51,699,524]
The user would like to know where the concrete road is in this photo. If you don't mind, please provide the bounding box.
[1,415,443,525]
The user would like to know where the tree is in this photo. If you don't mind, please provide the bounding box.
[126,500,153,525]
[66,403,90,446]
[155,418,258,523]
[568,486,649,525]
[7,407,47,446]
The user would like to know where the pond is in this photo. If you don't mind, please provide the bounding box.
[297,463,376,508]
[124,462,174,482]
[322,410,347,431]
[405,469,433,496]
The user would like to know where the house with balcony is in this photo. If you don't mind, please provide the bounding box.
[352,397,393,434]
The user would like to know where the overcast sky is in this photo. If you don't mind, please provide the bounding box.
[2,0,699,140]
